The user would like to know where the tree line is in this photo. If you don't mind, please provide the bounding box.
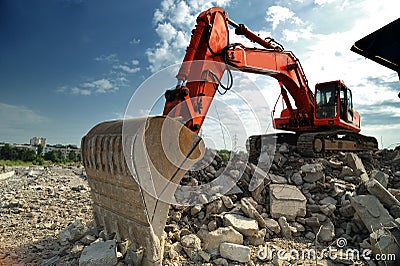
[0,144,81,165]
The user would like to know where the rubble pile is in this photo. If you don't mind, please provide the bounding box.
[0,165,93,265]
[162,145,400,265]
[0,145,400,265]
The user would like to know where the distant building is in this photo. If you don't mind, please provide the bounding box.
[44,144,81,159]
[30,137,47,148]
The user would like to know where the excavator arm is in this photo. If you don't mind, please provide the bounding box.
[163,7,315,133]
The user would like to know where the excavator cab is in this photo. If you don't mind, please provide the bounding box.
[314,80,360,131]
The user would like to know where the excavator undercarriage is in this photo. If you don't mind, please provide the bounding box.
[247,130,378,163]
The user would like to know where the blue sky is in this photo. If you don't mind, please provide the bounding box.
[1,0,399,149]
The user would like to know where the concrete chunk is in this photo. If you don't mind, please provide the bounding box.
[181,234,202,261]
[219,242,250,263]
[270,184,306,221]
[318,219,335,242]
[223,213,259,237]
[366,178,400,208]
[79,240,118,266]
[370,228,400,266]
[198,226,243,254]
[370,170,389,188]
[265,218,281,234]
[350,195,395,233]
[240,198,267,228]
[346,153,369,182]
[58,220,87,245]
[278,217,292,238]
[301,163,324,183]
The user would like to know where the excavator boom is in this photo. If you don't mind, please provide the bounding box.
[163,7,315,133]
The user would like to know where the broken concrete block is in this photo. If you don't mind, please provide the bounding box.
[219,242,250,263]
[320,204,336,216]
[350,195,395,233]
[265,218,281,234]
[197,226,243,254]
[291,172,303,185]
[388,188,400,201]
[370,170,389,188]
[366,178,400,208]
[318,219,335,242]
[163,242,181,260]
[223,213,259,237]
[198,250,211,262]
[339,166,354,178]
[221,196,234,209]
[58,220,86,245]
[370,228,400,266]
[346,153,369,183]
[79,240,118,266]
[247,228,266,246]
[269,173,288,184]
[181,234,202,261]
[301,163,324,183]
[273,152,287,168]
[339,204,355,218]
[213,257,229,266]
[319,196,337,206]
[240,198,267,228]
[270,184,306,221]
[277,216,292,238]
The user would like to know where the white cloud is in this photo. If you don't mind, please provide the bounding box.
[265,6,302,30]
[94,53,141,75]
[129,38,141,45]
[282,25,313,41]
[94,53,118,63]
[83,79,115,93]
[71,87,92,96]
[65,78,118,96]
[146,0,232,73]
[314,0,336,5]
[114,64,140,74]
[155,22,177,41]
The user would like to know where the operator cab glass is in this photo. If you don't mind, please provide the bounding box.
[315,83,338,119]
[339,84,354,122]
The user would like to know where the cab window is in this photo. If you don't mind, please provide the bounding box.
[315,84,337,119]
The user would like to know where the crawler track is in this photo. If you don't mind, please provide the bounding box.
[248,130,378,163]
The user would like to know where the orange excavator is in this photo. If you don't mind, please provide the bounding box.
[81,7,378,265]
[162,7,377,159]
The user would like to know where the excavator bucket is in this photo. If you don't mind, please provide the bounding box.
[81,116,204,265]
